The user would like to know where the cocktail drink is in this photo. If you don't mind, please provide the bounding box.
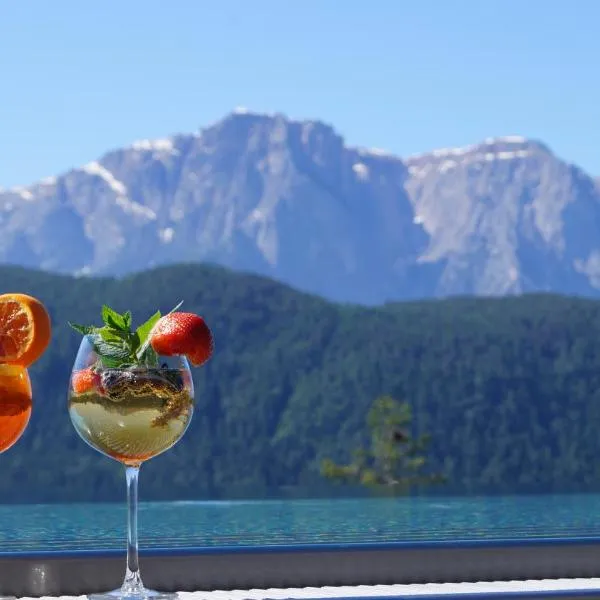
[69,364,194,464]
[68,304,213,600]
[0,293,51,599]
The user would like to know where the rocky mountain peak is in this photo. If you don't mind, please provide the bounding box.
[0,112,599,304]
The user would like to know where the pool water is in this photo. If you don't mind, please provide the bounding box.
[1,494,599,553]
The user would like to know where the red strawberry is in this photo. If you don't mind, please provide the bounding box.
[149,312,214,367]
[72,368,101,394]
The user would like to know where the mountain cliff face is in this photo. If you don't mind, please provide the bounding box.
[1,110,599,303]
[405,137,600,297]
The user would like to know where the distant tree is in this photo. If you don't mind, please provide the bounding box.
[321,396,445,491]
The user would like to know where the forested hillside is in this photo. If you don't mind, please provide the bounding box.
[1,264,600,502]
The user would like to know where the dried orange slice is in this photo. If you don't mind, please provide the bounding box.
[0,293,51,367]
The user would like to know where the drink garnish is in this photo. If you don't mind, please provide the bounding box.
[149,313,214,367]
[0,293,51,366]
[69,302,180,368]
[69,302,213,368]
[71,368,101,394]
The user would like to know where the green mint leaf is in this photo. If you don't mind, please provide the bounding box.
[98,324,139,360]
[89,335,132,367]
[69,322,96,336]
[136,310,161,342]
[130,332,141,354]
[97,326,129,343]
[135,310,162,361]
[97,354,129,368]
[101,305,127,331]
[140,346,159,367]
[123,311,132,329]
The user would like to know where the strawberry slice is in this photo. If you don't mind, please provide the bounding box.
[149,312,213,367]
[72,368,101,394]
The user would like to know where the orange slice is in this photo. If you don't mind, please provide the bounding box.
[0,293,52,367]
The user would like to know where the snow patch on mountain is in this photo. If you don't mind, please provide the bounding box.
[82,161,157,221]
[352,162,369,180]
[130,138,179,155]
[159,227,175,243]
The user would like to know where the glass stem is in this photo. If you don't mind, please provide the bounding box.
[123,465,144,593]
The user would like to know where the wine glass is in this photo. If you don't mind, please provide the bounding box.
[68,335,195,600]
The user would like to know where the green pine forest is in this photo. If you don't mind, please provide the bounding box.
[1,263,600,503]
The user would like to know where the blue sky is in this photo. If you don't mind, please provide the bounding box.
[1,0,599,188]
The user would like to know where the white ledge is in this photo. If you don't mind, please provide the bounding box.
[17,579,600,600]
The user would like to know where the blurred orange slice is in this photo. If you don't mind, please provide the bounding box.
[0,294,51,366]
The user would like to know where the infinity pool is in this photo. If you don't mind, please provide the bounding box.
[1,494,599,552]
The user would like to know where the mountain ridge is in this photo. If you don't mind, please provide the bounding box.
[1,110,599,304]
[3,115,558,193]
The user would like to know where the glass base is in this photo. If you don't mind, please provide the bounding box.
[89,589,177,600]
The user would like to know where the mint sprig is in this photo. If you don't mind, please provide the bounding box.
[69,301,183,368]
